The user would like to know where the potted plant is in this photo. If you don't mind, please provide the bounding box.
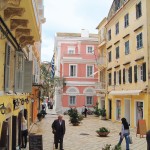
[100,108,106,120]
[96,127,110,137]
[68,108,83,126]
[93,103,101,117]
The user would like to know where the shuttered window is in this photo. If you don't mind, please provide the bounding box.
[114,71,116,85]
[4,43,11,92]
[142,63,146,81]
[119,70,121,84]
[23,61,33,93]
[14,51,24,92]
[108,73,112,86]
[134,65,137,82]
[123,68,125,84]
[129,67,132,83]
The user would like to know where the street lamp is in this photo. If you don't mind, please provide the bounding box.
[0,103,6,115]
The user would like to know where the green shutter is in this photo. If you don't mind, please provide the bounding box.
[123,68,125,84]
[129,67,132,83]
[143,63,146,81]
[119,70,121,84]
[114,71,116,85]
[4,43,10,92]
[134,65,137,83]
[23,61,33,93]
[14,51,24,93]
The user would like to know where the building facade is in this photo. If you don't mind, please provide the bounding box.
[0,0,45,149]
[54,30,99,113]
[97,0,150,129]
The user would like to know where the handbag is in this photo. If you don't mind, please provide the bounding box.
[129,135,133,144]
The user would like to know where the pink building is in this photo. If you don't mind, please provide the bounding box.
[54,29,98,113]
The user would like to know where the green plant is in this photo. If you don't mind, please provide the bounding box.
[112,145,121,150]
[68,108,83,125]
[102,144,111,150]
[93,103,101,116]
[100,108,106,117]
[96,127,110,133]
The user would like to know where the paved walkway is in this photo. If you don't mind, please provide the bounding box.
[26,109,147,150]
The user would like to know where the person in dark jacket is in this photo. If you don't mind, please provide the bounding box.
[52,115,66,150]
[117,117,130,150]
[84,106,88,117]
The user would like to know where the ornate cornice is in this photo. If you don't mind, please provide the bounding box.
[10,19,28,30]
[15,28,30,38]
[19,36,34,47]
[4,7,25,20]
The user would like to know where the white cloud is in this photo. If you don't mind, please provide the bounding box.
[41,0,113,61]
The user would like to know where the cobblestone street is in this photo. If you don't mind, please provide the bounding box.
[26,109,147,150]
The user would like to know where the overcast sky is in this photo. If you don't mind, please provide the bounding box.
[41,0,113,62]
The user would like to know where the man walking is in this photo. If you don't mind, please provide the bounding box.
[52,115,66,150]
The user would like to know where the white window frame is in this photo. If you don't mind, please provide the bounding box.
[136,32,143,49]
[125,40,129,55]
[116,71,119,85]
[86,96,93,106]
[125,68,129,83]
[68,47,75,54]
[86,65,94,77]
[69,96,76,106]
[137,65,143,81]
[86,45,94,54]
[69,64,77,77]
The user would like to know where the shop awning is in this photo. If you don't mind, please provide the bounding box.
[109,90,142,95]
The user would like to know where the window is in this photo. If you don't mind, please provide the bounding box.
[68,48,75,54]
[87,66,93,77]
[124,13,129,28]
[115,22,119,35]
[116,46,119,59]
[69,96,76,105]
[136,2,142,19]
[86,46,93,54]
[137,63,146,82]
[70,65,76,77]
[108,73,112,86]
[136,33,143,49]
[86,96,93,105]
[125,41,129,55]
[116,71,119,85]
[108,51,112,62]
[115,0,121,11]
[108,29,111,41]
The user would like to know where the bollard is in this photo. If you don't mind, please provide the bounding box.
[146,130,150,150]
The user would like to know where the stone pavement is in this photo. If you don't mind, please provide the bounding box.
[26,109,147,150]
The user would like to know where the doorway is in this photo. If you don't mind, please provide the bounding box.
[135,101,143,126]
[108,99,112,119]
[124,99,130,124]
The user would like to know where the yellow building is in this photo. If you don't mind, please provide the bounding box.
[97,0,150,130]
[0,0,45,149]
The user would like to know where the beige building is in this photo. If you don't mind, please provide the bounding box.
[97,0,150,130]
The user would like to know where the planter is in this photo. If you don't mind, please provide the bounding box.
[72,122,80,126]
[96,131,110,137]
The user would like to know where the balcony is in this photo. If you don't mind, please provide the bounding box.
[95,82,106,93]
[96,57,106,70]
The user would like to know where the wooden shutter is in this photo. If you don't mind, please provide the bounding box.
[119,70,121,84]
[114,71,116,85]
[129,67,132,83]
[4,43,10,92]
[14,51,24,93]
[0,121,8,147]
[23,61,33,93]
[143,63,146,81]
[18,112,22,147]
[12,116,17,150]
[123,68,125,84]
[134,65,137,83]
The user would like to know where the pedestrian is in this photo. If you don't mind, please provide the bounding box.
[117,117,130,150]
[21,116,28,148]
[84,106,88,118]
[52,114,66,150]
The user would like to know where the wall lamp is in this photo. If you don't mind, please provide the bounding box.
[25,98,29,104]
[13,99,20,110]
[0,103,6,115]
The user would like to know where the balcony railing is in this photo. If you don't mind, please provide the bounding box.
[95,82,106,92]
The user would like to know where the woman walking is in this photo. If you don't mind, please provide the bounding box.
[117,117,130,150]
